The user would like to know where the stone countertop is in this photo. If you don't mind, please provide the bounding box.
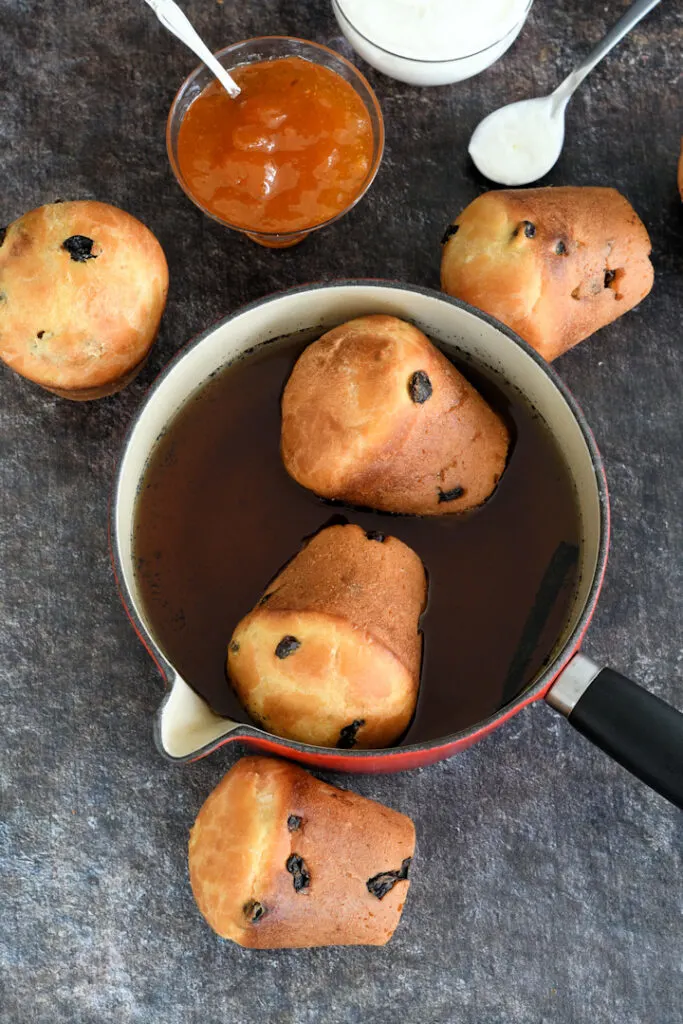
[1,1,682,1022]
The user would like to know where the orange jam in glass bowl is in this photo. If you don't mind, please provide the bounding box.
[167,38,384,247]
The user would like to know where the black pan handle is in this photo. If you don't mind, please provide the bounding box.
[546,654,683,809]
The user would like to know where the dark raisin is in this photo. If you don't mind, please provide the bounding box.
[338,719,365,749]
[37,331,46,339]
[286,854,310,893]
[366,530,385,543]
[604,269,616,288]
[555,240,567,256]
[229,640,240,654]
[0,226,6,247]
[366,857,412,900]
[408,370,432,404]
[275,635,300,659]
[441,223,459,245]
[243,900,266,923]
[523,220,536,238]
[287,815,302,832]
[62,235,97,262]
[438,486,464,503]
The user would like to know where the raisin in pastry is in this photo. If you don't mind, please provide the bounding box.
[440,186,653,362]
[281,315,509,515]
[188,756,416,948]
[0,200,168,399]
[227,523,426,748]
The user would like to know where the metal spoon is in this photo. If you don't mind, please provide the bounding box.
[469,0,661,187]
[142,0,241,99]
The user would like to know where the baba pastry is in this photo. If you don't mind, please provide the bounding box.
[440,186,654,362]
[227,523,426,749]
[281,315,509,515]
[188,756,416,948]
[0,200,168,399]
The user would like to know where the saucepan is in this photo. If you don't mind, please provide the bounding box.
[110,282,683,807]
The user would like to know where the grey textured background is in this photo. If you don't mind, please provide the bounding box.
[1,1,682,1022]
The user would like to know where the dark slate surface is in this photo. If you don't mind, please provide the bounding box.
[1,1,682,1021]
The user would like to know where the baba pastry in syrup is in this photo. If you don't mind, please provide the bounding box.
[227,523,426,749]
[281,314,509,515]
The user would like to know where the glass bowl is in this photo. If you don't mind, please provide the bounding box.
[332,0,534,86]
[167,36,385,248]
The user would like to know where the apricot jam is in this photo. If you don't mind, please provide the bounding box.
[176,56,376,237]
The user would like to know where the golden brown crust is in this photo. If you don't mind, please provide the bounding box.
[678,139,683,202]
[0,200,168,396]
[440,187,654,362]
[188,756,416,948]
[227,524,426,748]
[281,315,509,514]
[41,353,150,400]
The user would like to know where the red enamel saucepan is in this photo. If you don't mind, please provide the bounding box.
[110,282,683,807]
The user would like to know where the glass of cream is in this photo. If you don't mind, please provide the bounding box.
[332,0,534,86]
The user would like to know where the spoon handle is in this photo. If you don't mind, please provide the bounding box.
[553,0,661,107]
[142,0,241,98]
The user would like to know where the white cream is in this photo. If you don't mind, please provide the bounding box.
[333,0,533,85]
[468,95,567,186]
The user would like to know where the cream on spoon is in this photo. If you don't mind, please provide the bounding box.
[469,0,661,186]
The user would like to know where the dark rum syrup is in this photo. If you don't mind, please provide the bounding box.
[133,335,581,744]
